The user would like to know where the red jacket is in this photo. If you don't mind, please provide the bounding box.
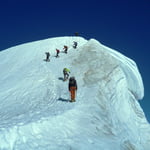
[56,49,60,53]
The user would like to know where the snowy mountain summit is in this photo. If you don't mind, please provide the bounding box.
[0,36,150,150]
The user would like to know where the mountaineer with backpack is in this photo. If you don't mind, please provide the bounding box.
[63,68,70,81]
[45,52,50,62]
[56,49,60,57]
[73,41,78,49]
[63,45,68,54]
[68,77,77,102]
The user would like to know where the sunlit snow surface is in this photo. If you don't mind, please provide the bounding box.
[0,37,150,150]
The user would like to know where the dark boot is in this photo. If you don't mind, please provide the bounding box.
[70,99,75,102]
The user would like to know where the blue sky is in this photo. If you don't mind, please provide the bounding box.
[0,0,150,122]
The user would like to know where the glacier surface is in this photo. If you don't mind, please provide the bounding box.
[0,36,149,150]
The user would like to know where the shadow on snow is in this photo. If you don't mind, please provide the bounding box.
[57,97,70,102]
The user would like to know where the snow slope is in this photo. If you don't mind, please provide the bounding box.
[0,36,150,150]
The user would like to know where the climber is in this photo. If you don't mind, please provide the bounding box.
[63,45,68,54]
[56,49,60,57]
[45,52,50,61]
[63,68,70,81]
[74,32,79,36]
[68,77,77,102]
[73,41,78,49]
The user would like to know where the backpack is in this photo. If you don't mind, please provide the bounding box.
[69,77,76,85]
[56,49,60,53]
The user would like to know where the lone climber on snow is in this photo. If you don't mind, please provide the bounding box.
[68,77,77,102]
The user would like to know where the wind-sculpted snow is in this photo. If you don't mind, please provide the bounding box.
[0,37,149,150]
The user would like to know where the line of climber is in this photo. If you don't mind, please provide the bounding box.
[44,40,78,103]
[44,41,78,62]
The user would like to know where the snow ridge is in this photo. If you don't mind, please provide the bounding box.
[0,36,149,150]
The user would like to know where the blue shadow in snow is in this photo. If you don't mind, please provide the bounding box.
[58,77,64,81]
[58,97,70,102]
